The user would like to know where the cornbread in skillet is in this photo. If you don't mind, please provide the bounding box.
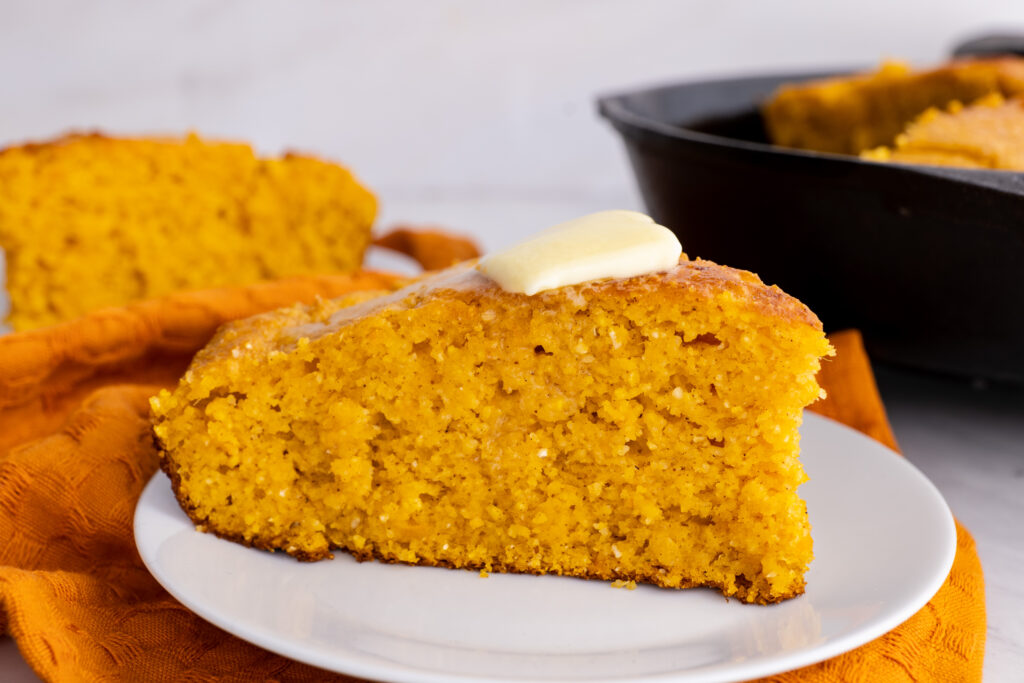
[862,93,1024,169]
[0,133,376,330]
[763,58,1024,155]
[152,252,831,604]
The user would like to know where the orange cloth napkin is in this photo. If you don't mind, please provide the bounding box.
[0,274,985,681]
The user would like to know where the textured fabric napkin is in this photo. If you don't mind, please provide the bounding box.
[0,258,985,681]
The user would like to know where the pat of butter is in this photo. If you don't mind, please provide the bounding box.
[477,210,682,295]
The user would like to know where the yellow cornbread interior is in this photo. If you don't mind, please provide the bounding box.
[152,264,831,604]
[862,94,1024,170]
[763,59,1024,155]
[0,133,376,330]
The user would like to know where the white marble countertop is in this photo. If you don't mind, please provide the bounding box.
[2,2,1023,679]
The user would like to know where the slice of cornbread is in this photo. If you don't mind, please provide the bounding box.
[763,58,1024,155]
[862,94,1024,169]
[0,133,376,330]
[152,257,832,604]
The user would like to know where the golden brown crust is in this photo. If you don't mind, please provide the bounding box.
[0,130,345,170]
[607,258,822,328]
[770,57,1024,103]
[404,257,822,330]
[218,257,821,355]
[176,257,822,379]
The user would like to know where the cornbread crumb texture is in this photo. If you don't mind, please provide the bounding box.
[153,258,832,604]
[0,133,376,330]
[862,93,1024,169]
[763,57,1024,155]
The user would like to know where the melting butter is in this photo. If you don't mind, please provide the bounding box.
[477,210,682,295]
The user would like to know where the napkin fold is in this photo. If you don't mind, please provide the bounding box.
[0,242,985,681]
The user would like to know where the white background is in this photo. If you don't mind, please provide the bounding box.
[3,0,1024,251]
[1,1,1022,681]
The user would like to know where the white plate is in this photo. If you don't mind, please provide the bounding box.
[134,413,956,683]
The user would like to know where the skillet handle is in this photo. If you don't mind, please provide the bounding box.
[952,33,1024,58]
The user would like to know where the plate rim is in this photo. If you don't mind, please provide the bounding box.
[134,412,957,683]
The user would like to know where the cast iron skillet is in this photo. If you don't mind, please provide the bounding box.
[598,46,1024,384]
